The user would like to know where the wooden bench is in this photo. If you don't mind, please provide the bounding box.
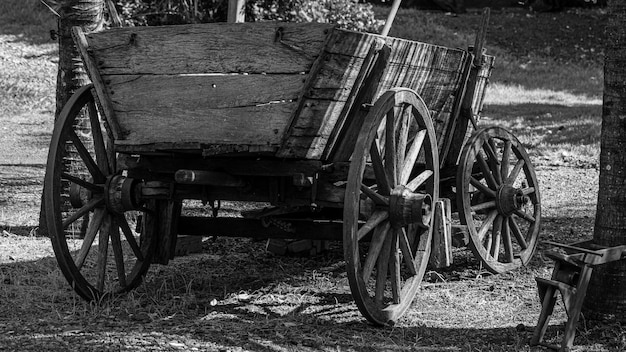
[531,240,626,351]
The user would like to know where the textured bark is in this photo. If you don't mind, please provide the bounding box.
[584,0,626,322]
[39,1,104,237]
[55,0,104,118]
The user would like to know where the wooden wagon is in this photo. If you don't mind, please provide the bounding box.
[43,11,541,325]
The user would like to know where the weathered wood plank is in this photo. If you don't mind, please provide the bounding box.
[117,154,324,176]
[472,55,495,121]
[72,27,123,140]
[106,74,304,110]
[87,22,333,75]
[326,44,391,162]
[277,99,345,159]
[325,29,466,68]
[115,101,296,146]
[279,28,472,160]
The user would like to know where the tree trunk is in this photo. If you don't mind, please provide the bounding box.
[584,0,626,322]
[55,0,104,118]
[39,0,104,237]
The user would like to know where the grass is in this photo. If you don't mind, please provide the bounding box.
[1,2,623,351]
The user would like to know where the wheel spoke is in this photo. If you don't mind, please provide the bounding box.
[396,106,410,175]
[62,197,104,229]
[375,230,393,306]
[487,139,503,185]
[522,187,536,196]
[117,215,143,261]
[400,130,426,184]
[490,216,502,258]
[109,217,127,288]
[502,218,514,263]
[470,177,497,198]
[66,129,107,182]
[514,209,535,223]
[362,222,390,282]
[506,159,525,184]
[360,184,389,206]
[385,109,398,186]
[370,143,391,195]
[357,210,389,241]
[509,217,528,250]
[61,173,103,192]
[471,200,496,213]
[501,141,511,183]
[398,227,417,275]
[407,170,433,192]
[74,208,105,270]
[477,210,498,242]
[389,230,401,304]
[476,153,498,190]
[87,99,111,175]
[96,214,111,292]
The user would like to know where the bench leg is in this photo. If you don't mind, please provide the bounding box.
[560,265,593,352]
[531,284,559,346]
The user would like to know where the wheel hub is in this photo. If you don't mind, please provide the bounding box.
[104,175,142,213]
[496,185,529,216]
[388,185,432,229]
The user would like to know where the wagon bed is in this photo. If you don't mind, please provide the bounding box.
[74,22,492,161]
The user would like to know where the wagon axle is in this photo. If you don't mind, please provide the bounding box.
[104,175,143,213]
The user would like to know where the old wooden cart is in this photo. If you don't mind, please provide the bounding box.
[43,14,541,325]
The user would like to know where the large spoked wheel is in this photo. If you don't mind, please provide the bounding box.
[344,88,439,325]
[44,84,154,301]
[457,127,541,274]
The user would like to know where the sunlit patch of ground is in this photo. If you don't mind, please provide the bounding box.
[485,83,602,107]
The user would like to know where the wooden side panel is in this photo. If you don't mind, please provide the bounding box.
[78,22,332,152]
[106,74,300,146]
[279,29,469,160]
[116,101,297,146]
[87,22,332,75]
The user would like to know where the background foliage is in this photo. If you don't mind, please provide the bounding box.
[115,0,383,32]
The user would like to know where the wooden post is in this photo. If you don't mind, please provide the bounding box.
[380,0,402,37]
[227,0,245,23]
[430,199,452,268]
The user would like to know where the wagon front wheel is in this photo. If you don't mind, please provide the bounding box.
[344,88,439,325]
[44,84,154,301]
[457,127,541,274]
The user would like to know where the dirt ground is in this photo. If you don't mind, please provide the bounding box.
[1,6,624,352]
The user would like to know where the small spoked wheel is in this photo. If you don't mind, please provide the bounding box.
[344,88,439,325]
[44,84,154,301]
[457,127,541,274]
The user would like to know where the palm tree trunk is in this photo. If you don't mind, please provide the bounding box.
[39,0,104,237]
[584,0,626,322]
[55,0,104,117]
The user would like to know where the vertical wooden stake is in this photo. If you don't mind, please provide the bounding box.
[430,199,452,269]
[228,0,245,23]
[380,0,402,37]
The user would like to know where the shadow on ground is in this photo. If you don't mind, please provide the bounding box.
[1,214,622,351]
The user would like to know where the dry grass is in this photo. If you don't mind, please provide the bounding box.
[1,2,624,352]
